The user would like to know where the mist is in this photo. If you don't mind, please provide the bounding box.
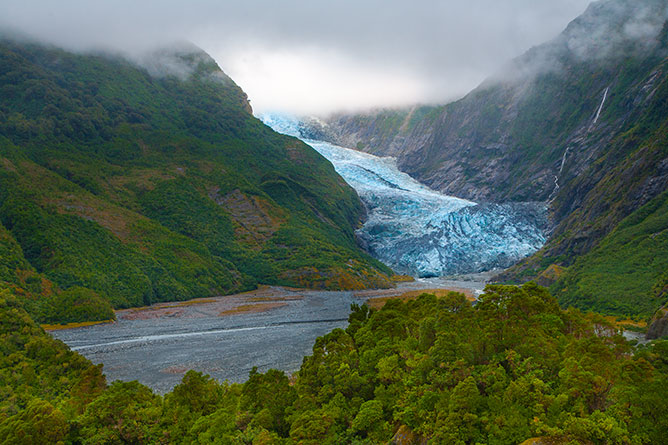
[488,0,668,86]
[0,0,602,114]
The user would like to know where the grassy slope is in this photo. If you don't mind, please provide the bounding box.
[552,191,668,316]
[0,40,391,323]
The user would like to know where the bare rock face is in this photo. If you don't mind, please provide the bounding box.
[647,305,668,340]
[389,425,427,445]
[302,0,668,318]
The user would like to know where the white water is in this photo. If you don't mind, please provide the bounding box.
[592,87,609,125]
[551,146,571,200]
[554,86,611,200]
[261,114,547,277]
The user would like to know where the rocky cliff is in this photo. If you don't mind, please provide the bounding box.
[308,0,668,317]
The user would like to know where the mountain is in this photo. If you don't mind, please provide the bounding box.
[307,0,668,319]
[0,39,392,324]
[261,114,549,278]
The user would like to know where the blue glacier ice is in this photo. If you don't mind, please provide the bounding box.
[261,114,548,277]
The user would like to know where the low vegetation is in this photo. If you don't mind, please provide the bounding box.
[552,190,668,318]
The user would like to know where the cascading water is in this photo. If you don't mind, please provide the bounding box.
[592,87,609,125]
[553,86,612,200]
[261,114,548,277]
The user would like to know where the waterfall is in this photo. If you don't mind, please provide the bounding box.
[553,86,610,200]
[550,146,571,201]
[592,87,609,126]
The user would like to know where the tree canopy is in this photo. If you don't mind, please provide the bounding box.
[2,283,667,444]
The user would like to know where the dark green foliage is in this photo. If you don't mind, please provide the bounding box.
[2,284,668,443]
[552,190,668,317]
[78,381,162,444]
[241,367,297,436]
[287,284,668,444]
[0,399,68,445]
[0,39,391,323]
[159,370,225,442]
[38,286,115,324]
[0,192,154,308]
[0,222,30,285]
[0,288,106,427]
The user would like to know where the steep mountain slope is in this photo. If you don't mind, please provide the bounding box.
[310,0,668,318]
[0,39,391,323]
[317,0,668,202]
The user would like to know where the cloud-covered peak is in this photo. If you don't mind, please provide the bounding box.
[488,0,668,85]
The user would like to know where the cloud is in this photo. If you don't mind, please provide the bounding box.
[484,0,668,87]
[561,0,668,61]
[0,0,595,114]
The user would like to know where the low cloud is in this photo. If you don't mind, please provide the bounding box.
[488,0,668,87]
[563,0,668,61]
[0,0,602,114]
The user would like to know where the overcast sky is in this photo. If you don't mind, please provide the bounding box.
[0,0,592,115]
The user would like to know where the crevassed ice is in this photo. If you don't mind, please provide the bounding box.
[261,114,547,277]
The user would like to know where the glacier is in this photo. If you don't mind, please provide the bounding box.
[261,114,548,277]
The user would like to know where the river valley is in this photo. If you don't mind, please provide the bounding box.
[50,116,551,393]
[51,276,490,393]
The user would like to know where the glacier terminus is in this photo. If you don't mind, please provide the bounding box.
[261,114,548,277]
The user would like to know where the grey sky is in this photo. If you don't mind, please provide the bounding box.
[0,0,592,114]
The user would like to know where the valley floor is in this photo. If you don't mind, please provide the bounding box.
[50,274,491,392]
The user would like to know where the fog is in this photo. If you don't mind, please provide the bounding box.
[0,0,614,114]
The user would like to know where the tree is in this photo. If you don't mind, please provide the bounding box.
[78,381,161,444]
[0,399,67,445]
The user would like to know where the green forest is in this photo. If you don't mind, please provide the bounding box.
[1,283,667,444]
[0,40,392,326]
[2,12,668,443]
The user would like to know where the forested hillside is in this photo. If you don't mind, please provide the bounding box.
[308,0,668,319]
[2,285,667,443]
[0,39,392,324]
